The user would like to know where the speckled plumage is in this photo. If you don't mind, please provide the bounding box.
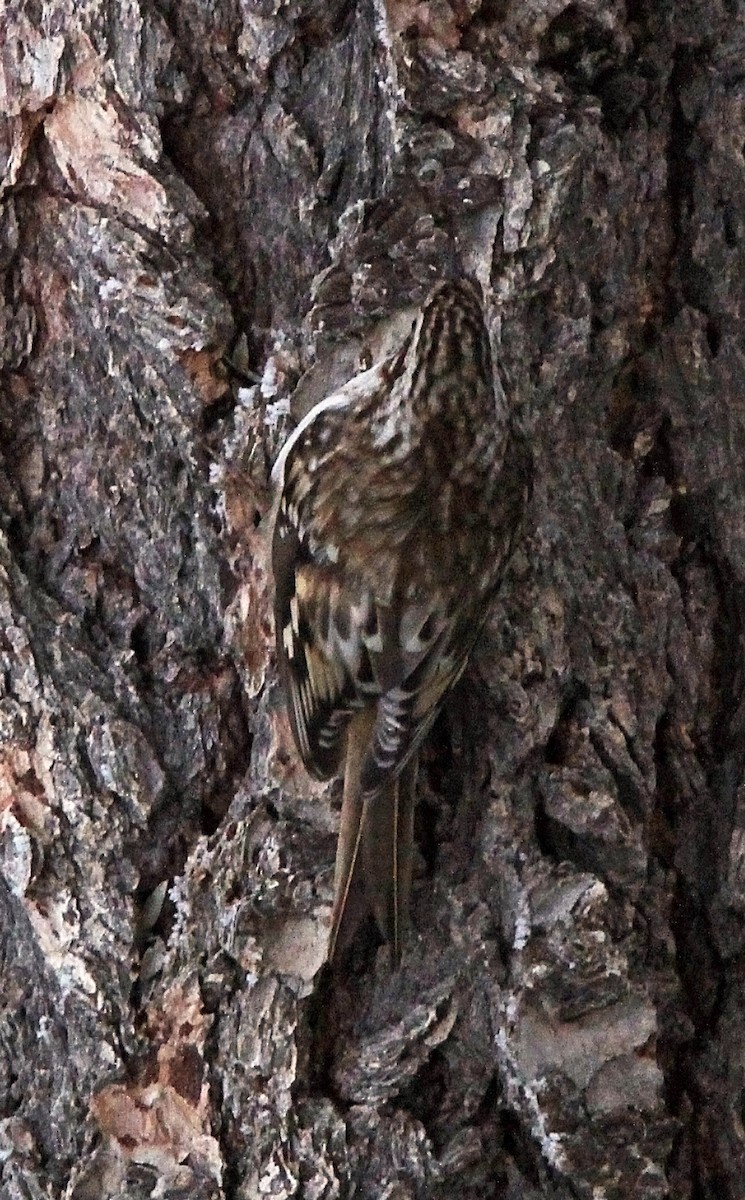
[271,278,531,965]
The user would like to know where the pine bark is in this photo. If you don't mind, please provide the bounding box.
[1,1,744,1197]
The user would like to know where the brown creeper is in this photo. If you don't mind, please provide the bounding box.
[271,278,531,966]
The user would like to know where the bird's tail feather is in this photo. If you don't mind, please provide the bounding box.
[365,754,417,967]
[327,710,372,963]
[327,711,417,966]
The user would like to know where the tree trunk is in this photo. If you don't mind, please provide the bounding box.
[1,1,744,1197]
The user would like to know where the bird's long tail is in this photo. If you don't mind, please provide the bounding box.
[327,711,417,967]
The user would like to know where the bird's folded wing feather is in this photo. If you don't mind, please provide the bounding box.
[275,492,473,792]
[359,609,474,799]
[273,502,365,779]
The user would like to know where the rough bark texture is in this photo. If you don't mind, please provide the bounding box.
[1,1,744,1197]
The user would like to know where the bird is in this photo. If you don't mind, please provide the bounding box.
[270,276,531,967]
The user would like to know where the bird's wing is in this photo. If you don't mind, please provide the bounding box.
[271,369,425,781]
[274,475,465,790]
[359,427,533,800]
[271,494,367,777]
[358,598,477,800]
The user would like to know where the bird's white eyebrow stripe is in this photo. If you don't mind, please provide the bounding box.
[270,359,391,490]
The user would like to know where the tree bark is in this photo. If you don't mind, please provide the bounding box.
[1,1,744,1196]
